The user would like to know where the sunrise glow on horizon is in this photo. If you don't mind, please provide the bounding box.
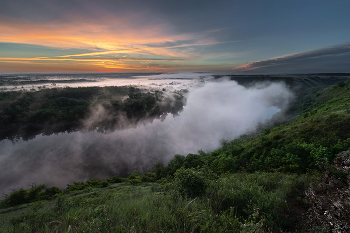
[1,0,350,74]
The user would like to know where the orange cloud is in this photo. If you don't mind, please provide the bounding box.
[0,14,238,72]
[0,55,184,72]
[0,15,188,49]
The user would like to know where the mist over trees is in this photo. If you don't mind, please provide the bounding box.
[0,86,187,141]
[0,78,295,193]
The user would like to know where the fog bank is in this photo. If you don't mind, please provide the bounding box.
[0,79,293,193]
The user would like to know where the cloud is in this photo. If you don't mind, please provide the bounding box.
[0,0,241,73]
[0,14,237,72]
[3,1,349,73]
[233,44,350,73]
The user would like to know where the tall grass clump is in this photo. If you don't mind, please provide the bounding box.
[205,172,309,231]
[1,183,241,232]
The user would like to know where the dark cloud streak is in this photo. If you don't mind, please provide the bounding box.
[234,44,350,74]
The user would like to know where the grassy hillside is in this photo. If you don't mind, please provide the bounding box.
[0,173,311,232]
[1,80,350,232]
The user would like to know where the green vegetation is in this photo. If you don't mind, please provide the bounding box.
[1,80,350,232]
[0,86,186,140]
[0,173,310,232]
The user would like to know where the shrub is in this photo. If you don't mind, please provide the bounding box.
[1,188,28,207]
[336,81,346,88]
[66,182,86,191]
[211,154,237,174]
[174,167,207,198]
[166,154,186,176]
[66,179,109,191]
[153,163,167,180]
[107,176,123,183]
[141,172,156,182]
[27,184,46,202]
[129,177,142,185]
[42,186,62,199]
[205,172,308,231]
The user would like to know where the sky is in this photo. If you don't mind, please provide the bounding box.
[0,0,349,74]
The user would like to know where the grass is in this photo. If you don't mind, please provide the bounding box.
[0,172,312,232]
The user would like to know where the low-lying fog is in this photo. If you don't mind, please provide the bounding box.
[0,72,205,92]
[0,73,294,194]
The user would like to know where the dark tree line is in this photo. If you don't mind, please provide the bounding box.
[0,86,186,141]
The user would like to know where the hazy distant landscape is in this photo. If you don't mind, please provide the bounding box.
[0,72,292,192]
[0,71,348,192]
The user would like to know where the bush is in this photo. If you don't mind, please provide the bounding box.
[166,154,185,176]
[174,167,207,198]
[42,187,62,199]
[66,182,86,191]
[153,163,167,180]
[107,176,123,183]
[0,185,64,208]
[129,178,142,185]
[205,172,308,231]
[27,184,46,202]
[85,178,108,188]
[211,154,237,174]
[66,179,109,191]
[1,188,28,207]
[141,172,156,182]
[336,81,346,88]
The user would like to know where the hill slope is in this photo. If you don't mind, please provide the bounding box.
[1,79,350,232]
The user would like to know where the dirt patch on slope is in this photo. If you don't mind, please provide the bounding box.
[301,151,350,232]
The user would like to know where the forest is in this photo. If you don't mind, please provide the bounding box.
[0,85,186,141]
[0,79,350,232]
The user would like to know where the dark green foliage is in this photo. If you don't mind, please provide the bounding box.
[205,172,309,231]
[165,154,186,176]
[153,162,167,180]
[0,86,186,141]
[0,95,32,123]
[30,97,88,122]
[335,81,346,88]
[107,176,123,183]
[66,178,109,191]
[0,185,63,208]
[53,197,71,213]
[41,186,62,199]
[27,184,46,202]
[1,188,28,207]
[86,178,109,188]
[123,92,156,118]
[174,167,207,198]
[210,154,237,174]
[140,172,157,182]
[66,182,86,191]
[183,153,204,169]
[127,170,143,184]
